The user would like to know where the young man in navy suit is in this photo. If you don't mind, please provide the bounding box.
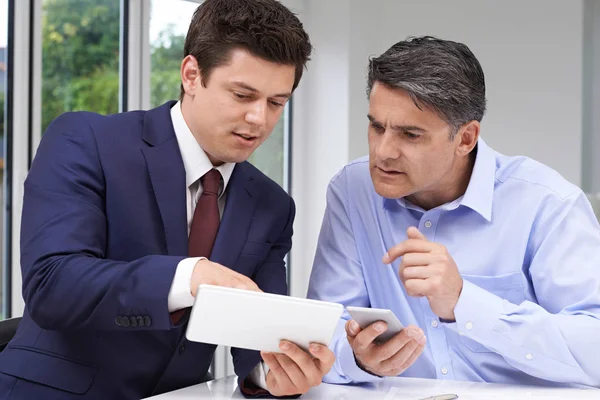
[0,0,334,398]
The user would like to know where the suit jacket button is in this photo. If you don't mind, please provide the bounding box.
[121,317,130,327]
[136,316,144,327]
[115,316,122,326]
[130,316,138,327]
[143,316,151,327]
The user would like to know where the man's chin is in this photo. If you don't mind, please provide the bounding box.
[373,182,411,200]
[213,150,255,165]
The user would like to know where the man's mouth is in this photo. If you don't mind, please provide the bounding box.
[233,132,259,146]
[234,132,258,140]
[377,166,403,175]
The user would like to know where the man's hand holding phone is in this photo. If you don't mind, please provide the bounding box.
[345,307,426,377]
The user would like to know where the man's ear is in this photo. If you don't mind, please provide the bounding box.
[455,120,480,157]
[181,55,201,96]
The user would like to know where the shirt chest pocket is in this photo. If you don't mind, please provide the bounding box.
[458,271,525,353]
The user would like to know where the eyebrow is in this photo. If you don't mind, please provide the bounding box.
[232,81,292,99]
[367,114,427,133]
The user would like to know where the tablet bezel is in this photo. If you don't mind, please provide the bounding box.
[185,284,344,353]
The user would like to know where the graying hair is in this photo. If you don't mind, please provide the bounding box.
[367,36,486,139]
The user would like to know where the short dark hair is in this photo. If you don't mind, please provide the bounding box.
[180,0,312,99]
[367,36,486,138]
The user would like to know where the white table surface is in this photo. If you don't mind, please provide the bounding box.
[144,375,600,400]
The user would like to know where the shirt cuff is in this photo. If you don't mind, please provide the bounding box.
[448,279,505,341]
[241,362,302,398]
[248,361,269,390]
[167,257,203,312]
[338,334,384,383]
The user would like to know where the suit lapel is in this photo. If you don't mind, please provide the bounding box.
[211,162,258,268]
[141,102,188,256]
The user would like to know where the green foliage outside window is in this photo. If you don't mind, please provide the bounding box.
[41,0,186,132]
[150,25,185,107]
[42,0,120,132]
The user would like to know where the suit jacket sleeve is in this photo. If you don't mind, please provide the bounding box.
[232,195,297,397]
[20,112,184,331]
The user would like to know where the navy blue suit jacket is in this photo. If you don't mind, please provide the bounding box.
[0,102,294,399]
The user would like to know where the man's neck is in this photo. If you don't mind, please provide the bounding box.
[179,98,224,167]
[405,155,476,211]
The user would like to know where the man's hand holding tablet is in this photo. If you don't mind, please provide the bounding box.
[260,340,335,396]
[186,285,340,396]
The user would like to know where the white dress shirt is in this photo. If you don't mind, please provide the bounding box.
[166,102,268,390]
[167,101,235,312]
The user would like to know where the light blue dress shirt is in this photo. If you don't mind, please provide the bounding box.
[307,138,600,388]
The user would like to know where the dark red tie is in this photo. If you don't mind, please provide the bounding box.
[170,169,222,324]
[188,169,222,257]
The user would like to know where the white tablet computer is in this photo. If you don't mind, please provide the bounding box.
[186,284,344,353]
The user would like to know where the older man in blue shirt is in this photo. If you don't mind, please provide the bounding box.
[307,36,600,388]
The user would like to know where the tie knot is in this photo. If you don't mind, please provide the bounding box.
[200,169,221,196]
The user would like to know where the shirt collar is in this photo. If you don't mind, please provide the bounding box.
[170,101,235,194]
[392,137,495,221]
[457,137,495,221]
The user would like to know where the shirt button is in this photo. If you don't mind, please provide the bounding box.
[424,220,432,228]
[465,321,473,330]
[431,320,439,328]
[525,353,533,360]
[441,367,448,375]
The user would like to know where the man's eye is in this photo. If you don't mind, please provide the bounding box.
[371,123,385,134]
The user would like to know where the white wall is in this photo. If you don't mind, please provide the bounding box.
[347,0,584,185]
[284,0,353,297]
[289,0,586,298]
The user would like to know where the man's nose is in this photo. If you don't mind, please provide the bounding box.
[245,102,268,128]
[375,131,402,160]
